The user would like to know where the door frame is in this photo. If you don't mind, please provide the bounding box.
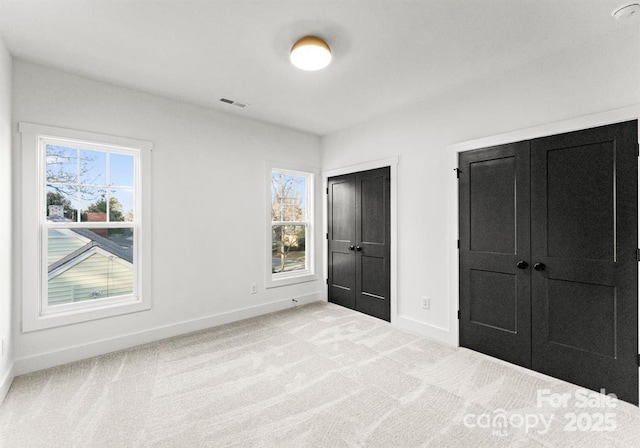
[323,157,399,324]
[447,105,640,402]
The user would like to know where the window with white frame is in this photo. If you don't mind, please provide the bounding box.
[20,123,151,331]
[269,168,314,284]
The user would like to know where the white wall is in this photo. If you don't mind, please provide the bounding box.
[321,31,640,343]
[0,36,13,400]
[11,60,322,372]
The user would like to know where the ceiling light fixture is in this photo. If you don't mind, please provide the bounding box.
[290,36,332,71]
[611,2,640,20]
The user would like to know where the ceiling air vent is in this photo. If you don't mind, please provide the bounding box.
[219,98,248,108]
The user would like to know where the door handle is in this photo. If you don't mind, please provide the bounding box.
[355,246,362,251]
[516,260,528,269]
[348,245,355,251]
[533,262,546,271]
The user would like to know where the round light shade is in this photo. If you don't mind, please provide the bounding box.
[290,36,332,71]
[611,2,640,20]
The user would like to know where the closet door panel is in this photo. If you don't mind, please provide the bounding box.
[355,167,390,322]
[530,120,638,405]
[328,175,356,309]
[459,141,532,368]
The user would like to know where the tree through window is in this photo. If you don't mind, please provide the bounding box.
[271,170,311,276]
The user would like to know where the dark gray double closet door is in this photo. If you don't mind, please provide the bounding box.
[328,167,391,322]
[459,120,639,405]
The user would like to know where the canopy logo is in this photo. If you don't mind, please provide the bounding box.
[463,408,553,436]
[462,388,618,437]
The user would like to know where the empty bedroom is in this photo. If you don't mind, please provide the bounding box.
[1,1,640,447]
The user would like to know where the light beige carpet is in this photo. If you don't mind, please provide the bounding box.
[1,302,639,447]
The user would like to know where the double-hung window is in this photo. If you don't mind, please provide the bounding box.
[20,123,152,331]
[268,167,316,286]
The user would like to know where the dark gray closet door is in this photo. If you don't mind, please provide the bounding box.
[328,167,391,321]
[459,120,639,405]
[530,120,638,405]
[459,141,532,368]
[354,167,391,321]
[328,173,357,310]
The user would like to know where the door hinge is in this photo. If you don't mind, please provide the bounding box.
[637,354,640,367]
[326,187,329,194]
[457,310,461,320]
[636,248,640,261]
[636,143,639,157]
[326,278,329,285]
[326,233,329,240]
[457,239,460,249]
[454,168,462,179]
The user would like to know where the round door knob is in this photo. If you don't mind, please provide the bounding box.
[533,262,546,271]
[348,245,355,251]
[516,260,528,269]
[355,246,362,251]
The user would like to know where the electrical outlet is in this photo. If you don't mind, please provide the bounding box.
[250,283,257,294]
[421,296,430,310]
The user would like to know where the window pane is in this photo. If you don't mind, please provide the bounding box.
[79,149,107,185]
[109,188,134,222]
[46,185,78,222]
[110,153,135,187]
[47,228,134,306]
[79,188,108,222]
[46,145,77,185]
[272,225,306,273]
[271,171,306,222]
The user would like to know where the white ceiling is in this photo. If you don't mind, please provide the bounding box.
[0,0,638,135]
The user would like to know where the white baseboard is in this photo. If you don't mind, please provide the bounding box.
[0,362,15,405]
[395,315,455,346]
[13,293,321,377]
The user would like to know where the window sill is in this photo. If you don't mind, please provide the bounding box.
[266,272,319,289]
[23,296,151,332]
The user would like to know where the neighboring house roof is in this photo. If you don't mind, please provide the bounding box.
[48,239,132,274]
[71,228,133,263]
[47,218,133,274]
